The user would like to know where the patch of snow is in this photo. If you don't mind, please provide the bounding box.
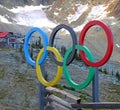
[10,5,49,13]
[107,16,116,25]
[67,4,88,23]
[116,44,120,48]
[0,15,11,24]
[108,16,115,19]
[111,22,116,25]
[74,5,108,32]
[54,12,59,16]
[58,8,62,11]
[9,5,57,28]
[87,5,107,20]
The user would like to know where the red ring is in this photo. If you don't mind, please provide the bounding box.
[79,20,114,67]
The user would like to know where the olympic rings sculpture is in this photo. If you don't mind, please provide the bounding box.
[24,20,114,90]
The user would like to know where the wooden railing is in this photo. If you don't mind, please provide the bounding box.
[46,87,81,110]
[45,87,120,110]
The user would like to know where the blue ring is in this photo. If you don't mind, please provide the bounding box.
[24,27,48,67]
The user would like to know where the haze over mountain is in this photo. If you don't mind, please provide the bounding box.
[0,0,120,63]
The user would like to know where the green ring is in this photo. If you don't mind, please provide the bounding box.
[63,45,95,89]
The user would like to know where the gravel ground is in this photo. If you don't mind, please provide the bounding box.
[0,48,120,110]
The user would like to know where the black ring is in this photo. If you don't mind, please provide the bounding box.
[49,24,77,66]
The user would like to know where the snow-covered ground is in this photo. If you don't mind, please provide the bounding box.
[73,5,108,31]
[0,15,11,24]
[9,5,57,28]
[67,4,88,23]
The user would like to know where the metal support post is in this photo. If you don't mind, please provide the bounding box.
[92,68,99,110]
[39,64,45,110]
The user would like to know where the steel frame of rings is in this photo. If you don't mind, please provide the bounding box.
[24,20,114,89]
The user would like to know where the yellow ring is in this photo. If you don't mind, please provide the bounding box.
[36,46,62,86]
